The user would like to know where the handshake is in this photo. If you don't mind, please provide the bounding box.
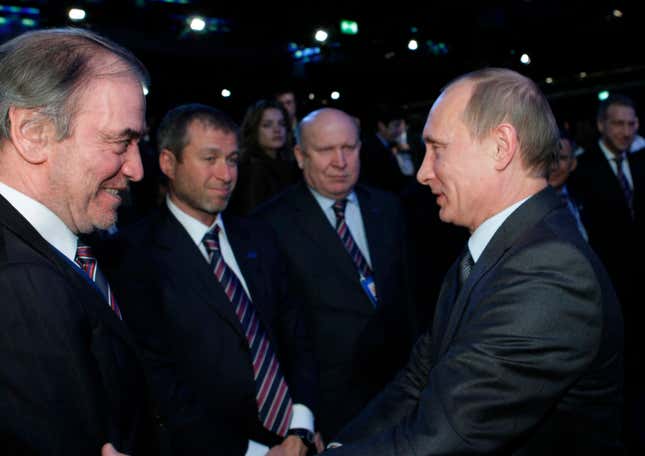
[267,429,326,455]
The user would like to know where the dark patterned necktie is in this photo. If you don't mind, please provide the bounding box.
[75,240,122,319]
[458,249,474,290]
[614,153,635,219]
[202,226,293,436]
[332,199,375,282]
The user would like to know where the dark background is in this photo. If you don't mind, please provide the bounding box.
[2,0,643,135]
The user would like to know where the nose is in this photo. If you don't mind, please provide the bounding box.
[214,159,233,183]
[416,149,435,185]
[123,143,144,182]
[331,148,347,168]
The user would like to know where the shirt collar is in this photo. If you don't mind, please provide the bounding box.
[598,139,626,161]
[0,181,78,262]
[308,186,358,210]
[166,195,226,247]
[468,196,530,263]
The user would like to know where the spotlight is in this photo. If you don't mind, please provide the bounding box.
[314,29,328,43]
[189,16,206,32]
[330,91,340,100]
[68,8,86,21]
[221,89,231,98]
[408,39,418,51]
[520,53,531,65]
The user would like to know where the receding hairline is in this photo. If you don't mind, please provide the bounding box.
[298,108,359,146]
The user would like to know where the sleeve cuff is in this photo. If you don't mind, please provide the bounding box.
[289,403,314,432]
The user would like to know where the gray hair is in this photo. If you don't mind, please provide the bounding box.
[446,68,559,178]
[0,27,149,141]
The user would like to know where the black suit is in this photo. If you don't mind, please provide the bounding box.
[331,187,624,455]
[359,134,415,194]
[105,205,316,455]
[0,195,155,455]
[568,144,645,453]
[568,143,644,312]
[254,183,417,438]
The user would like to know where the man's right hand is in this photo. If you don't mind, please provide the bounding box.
[266,435,307,456]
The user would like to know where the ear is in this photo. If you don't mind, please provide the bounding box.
[491,123,518,171]
[159,148,177,180]
[293,144,305,170]
[596,118,605,135]
[570,155,578,172]
[8,106,55,164]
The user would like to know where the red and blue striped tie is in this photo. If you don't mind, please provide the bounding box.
[75,240,122,319]
[202,226,293,437]
[332,199,376,288]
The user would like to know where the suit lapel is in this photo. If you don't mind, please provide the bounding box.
[0,195,136,348]
[291,183,363,286]
[152,208,245,339]
[436,187,561,355]
[356,186,387,292]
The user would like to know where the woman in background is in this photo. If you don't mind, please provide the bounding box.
[228,99,299,215]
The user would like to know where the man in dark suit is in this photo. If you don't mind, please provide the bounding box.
[107,104,318,455]
[325,69,623,455]
[568,94,644,453]
[0,29,155,455]
[254,108,417,440]
[359,108,417,194]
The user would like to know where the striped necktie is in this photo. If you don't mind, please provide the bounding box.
[613,153,635,219]
[332,199,375,281]
[458,248,474,291]
[75,240,122,319]
[202,226,293,436]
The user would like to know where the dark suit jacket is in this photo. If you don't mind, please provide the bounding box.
[331,187,624,455]
[568,144,644,316]
[105,206,316,455]
[0,195,154,455]
[254,183,417,438]
[359,134,415,194]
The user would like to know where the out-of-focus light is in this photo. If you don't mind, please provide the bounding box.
[308,93,315,100]
[579,71,587,79]
[613,9,623,18]
[408,39,418,51]
[545,77,553,84]
[330,91,340,100]
[520,53,531,65]
[142,86,149,96]
[340,19,358,35]
[221,89,231,98]
[189,16,206,31]
[314,29,328,42]
[68,8,86,21]
[598,90,610,101]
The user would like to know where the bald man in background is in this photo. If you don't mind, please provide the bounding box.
[254,108,417,440]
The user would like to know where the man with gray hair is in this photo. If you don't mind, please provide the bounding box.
[325,68,623,455]
[0,29,155,455]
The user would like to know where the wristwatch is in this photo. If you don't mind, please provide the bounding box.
[287,428,316,453]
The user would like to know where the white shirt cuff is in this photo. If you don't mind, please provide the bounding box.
[290,403,314,431]
[245,440,269,456]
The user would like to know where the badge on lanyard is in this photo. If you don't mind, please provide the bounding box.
[360,274,378,307]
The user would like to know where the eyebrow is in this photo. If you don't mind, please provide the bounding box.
[101,128,143,143]
[423,134,447,146]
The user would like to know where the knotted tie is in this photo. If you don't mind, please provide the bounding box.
[202,226,293,436]
[614,153,635,219]
[458,249,474,291]
[75,239,122,319]
[332,199,375,282]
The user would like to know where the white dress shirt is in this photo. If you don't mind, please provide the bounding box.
[166,197,314,456]
[309,188,373,268]
[468,196,530,262]
[0,182,78,263]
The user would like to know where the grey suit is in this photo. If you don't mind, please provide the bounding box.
[330,187,623,455]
